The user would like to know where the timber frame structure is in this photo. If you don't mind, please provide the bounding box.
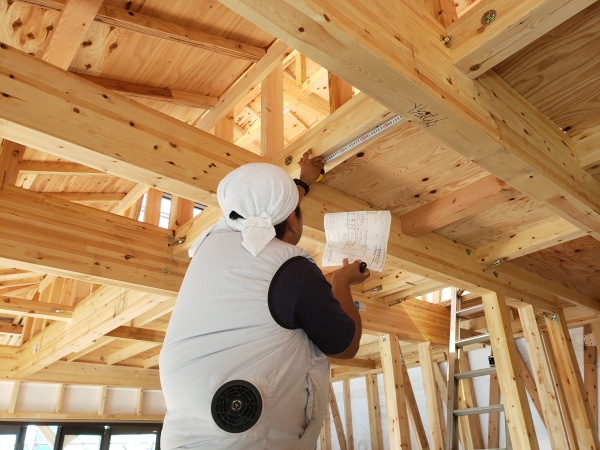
[0,0,599,448]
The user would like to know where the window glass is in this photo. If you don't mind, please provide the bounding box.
[109,432,157,450]
[24,425,57,450]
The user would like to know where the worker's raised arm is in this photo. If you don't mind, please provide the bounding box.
[295,149,324,203]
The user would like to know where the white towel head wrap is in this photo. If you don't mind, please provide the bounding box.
[217,163,299,256]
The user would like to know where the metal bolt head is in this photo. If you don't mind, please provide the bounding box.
[166,234,174,241]
[441,35,452,46]
[284,156,293,166]
[162,268,170,275]
[481,10,497,25]
[466,249,472,255]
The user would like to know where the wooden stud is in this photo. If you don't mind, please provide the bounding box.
[379,333,411,449]
[136,388,144,416]
[542,330,579,449]
[8,380,20,414]
[488,373,501,449]
[545,308,600,448]
[482,292,539,449]
[418,342,444,450]
[366,374,384,450]
[518,354,545,421]
[518,304,570,450]
[97,385,107,415]
[585,323,598,428]
[342,379,354,450]
[400,359,429,450]
[261,64,284,159]
[320,409,332,450]
[329,384,347,450]
[55,383,65,414]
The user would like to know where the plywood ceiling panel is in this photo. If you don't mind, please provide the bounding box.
[324,121,489,216]
[511,236,600,301]
[436,192,555,248]
[495,2,600,139]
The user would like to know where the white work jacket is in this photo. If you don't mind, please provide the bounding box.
[160,224,329,449]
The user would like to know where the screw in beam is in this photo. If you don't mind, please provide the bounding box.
[481,10,497,26]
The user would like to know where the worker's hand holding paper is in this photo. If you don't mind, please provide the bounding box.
[322,211,391,272]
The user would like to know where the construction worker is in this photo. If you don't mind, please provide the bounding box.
[160,150,369,449]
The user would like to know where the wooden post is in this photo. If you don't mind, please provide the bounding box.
[379,333,411,449]
[518,304,570,450]
[366,374,384,450]
[215,112,235,143]
[418,342,445,450]
[168,197,194,229]
[0,140,25,187]
[143,188,163,226]
[320,409,332,450]
[328,73,353,113]
[401,358,429,450]
[343,379,354,450]
[295,54,307,84]
[482,292,539,449]
[261,64,284,159]
[545,309,600,448]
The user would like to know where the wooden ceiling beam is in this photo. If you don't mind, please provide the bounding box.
[399,175,512,237]
[0,185,187,296]
[447,0,596,78]
[0,324,23,335]
[219,0,600,241]
[76,74,219,109]
[575,124,600,175]
[0,140,25,187]
[105,325,166,343]
[16,0,267,62]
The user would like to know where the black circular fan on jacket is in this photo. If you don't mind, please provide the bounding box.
[211,380,263,433]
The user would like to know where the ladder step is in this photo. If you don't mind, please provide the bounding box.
[454,405,504,416]
[455,367,497,379]
[457,304,484,317]
[456,333,490,347]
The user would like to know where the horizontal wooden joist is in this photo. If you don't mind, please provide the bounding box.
[0,295,73,321]
[219,0,600,240]
[18,160,106,175]
[15,0,267,62]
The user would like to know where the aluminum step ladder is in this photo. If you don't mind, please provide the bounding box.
[445,290,509,450]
